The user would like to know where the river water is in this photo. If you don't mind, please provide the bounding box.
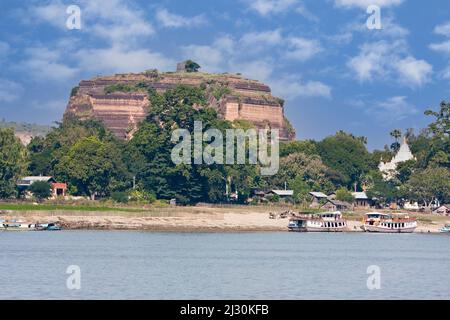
[0,231,449,299]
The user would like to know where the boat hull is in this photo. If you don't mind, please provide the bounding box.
[288,222,347,232]
[363,225,416,233]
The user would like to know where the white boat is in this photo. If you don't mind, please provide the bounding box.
[361,212,417,233]
[288,211,347,232]
[440,224,450,233]
[1,220,36,231]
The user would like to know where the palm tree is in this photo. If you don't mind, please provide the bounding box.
[390,129,402,153]
[390,129,402,142]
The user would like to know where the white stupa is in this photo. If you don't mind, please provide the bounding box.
[379,136,415,180]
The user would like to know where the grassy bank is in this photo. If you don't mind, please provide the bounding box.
[0,203,147,213]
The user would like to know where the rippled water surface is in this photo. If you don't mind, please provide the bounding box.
[0,231,449,299]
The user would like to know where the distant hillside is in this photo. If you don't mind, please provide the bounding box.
[0,120,52,145]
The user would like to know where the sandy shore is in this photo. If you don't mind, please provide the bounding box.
[1,206,448,233]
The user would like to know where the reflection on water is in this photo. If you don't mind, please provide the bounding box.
[0,231,449,299]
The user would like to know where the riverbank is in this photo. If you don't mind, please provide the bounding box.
[1,205,448,233]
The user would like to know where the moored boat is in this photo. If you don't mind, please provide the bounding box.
[1,220,62,231]
[361,212,417,233]
[35,222,62,231]
[440,224,450,233]
[288,211,347,232]
[1,220,36,231]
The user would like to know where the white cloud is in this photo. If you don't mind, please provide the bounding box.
[240,30,283,47]
[21,47,78,81]
[75,46,175,74]
[347,40,432,87]
[181,44,225,73]
[334,0,404,8]
[27,0,155,46]
[180,32,331,100]
[434,22,450,37]
[295,5,319,22]
[239,31,321,62]
[442,67,450,79]
[156,9,206,28]
[82,0,154,46]
[369,96,418,121]
[382,17,409,38]
[395,56,433,87]
[271,77,331,99]
[23,0,174,77]
[0,80,23,102]
[429,40,450,54]
[285,37,323,61]
[25,1,67,29]
[347,41,393,81]
[245,0,299,16]
[430,23,450,81]
[232,60,275,82]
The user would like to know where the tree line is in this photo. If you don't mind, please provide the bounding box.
[0,85,448,208]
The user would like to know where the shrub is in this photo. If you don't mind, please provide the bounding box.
[128,189,156,203]
[29,181,52,201]
[111,192,129,203]
[335,187,354,203]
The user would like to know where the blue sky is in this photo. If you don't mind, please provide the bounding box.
[0,0,449,150]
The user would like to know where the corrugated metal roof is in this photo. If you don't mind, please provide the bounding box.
[309,191,328,198]
[352,192,368,199]
[21,176,53,182]
[271,190,294,196]
[17,176,54,186]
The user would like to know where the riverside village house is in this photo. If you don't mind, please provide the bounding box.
[17,176,67,199]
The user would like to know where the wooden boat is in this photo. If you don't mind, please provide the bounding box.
[1,220,36,231]
[361,212,417,233]
[288,211,347,232]
[1,220,62,231]
[440,224,450,233]
[35,222,62,231]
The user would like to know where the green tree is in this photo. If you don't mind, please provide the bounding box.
[395,159,416,183]
[130,85,233,204]
[424,101,450,168]
[0,128,27,198]
[390,129,402,152]
[279,140,318,157]
[289,176,311,204]
[317,131,371,188]
[27,136,52,175]
[29,181,52,201]
[401,167,450,209]
[365,171,398,206]
[27,118,116,178]
[266,152,334,201]
[57,136,129,199]
[184,60,201,73]
[335,187,354,203]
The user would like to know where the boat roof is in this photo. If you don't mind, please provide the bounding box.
[366,212,390,216]
[319,211,342,216]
